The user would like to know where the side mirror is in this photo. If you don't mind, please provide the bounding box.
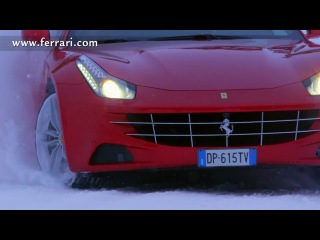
[21,30,50,42]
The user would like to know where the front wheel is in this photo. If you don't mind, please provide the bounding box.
[35,93,75,185]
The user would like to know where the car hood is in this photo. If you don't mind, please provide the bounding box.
[78,39,320,90]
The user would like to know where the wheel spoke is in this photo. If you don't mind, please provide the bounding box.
[50,97,60,132]
[58,145,69,173]
[49,144,60,173]
[61,146,67,159]
[45,129,59,138]
[45,139,59,148]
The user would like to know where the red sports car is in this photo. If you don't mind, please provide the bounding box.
[22,30,320,184]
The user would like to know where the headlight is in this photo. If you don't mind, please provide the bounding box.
[76,55,136,99]
[303,73,320,96]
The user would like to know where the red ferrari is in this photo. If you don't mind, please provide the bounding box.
[22,30,320,184]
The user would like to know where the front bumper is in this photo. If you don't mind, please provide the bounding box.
[56,82,320,173]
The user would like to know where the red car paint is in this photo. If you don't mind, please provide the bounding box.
[24,30,320,173]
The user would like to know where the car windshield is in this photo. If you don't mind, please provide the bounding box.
[68,30,304,43]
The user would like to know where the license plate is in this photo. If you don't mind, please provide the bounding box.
[198,148,257,168]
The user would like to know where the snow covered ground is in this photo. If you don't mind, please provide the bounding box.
[2,182,320,210]
[1,30,320,210]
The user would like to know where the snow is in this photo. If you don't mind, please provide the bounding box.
[1,183,320,210]
[1,30,320,210]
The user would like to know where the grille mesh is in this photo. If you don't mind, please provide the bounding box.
[111,110,320,147]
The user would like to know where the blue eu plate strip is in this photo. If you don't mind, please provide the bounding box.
[198,150,206,168]
[249,148,257,166]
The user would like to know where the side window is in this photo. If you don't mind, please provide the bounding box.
[50,30,63,41]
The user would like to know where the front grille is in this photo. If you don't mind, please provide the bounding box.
[111,110,320,147]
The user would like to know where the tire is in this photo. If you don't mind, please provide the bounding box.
[35,93,75,185]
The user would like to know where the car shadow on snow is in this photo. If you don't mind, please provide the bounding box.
[71,166,320,195]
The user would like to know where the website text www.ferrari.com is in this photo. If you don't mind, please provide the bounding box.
[12,37,98,48]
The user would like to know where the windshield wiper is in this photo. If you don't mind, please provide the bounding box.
[97,39,137,44]
[147,34,250,41]
[97,35,250,44]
